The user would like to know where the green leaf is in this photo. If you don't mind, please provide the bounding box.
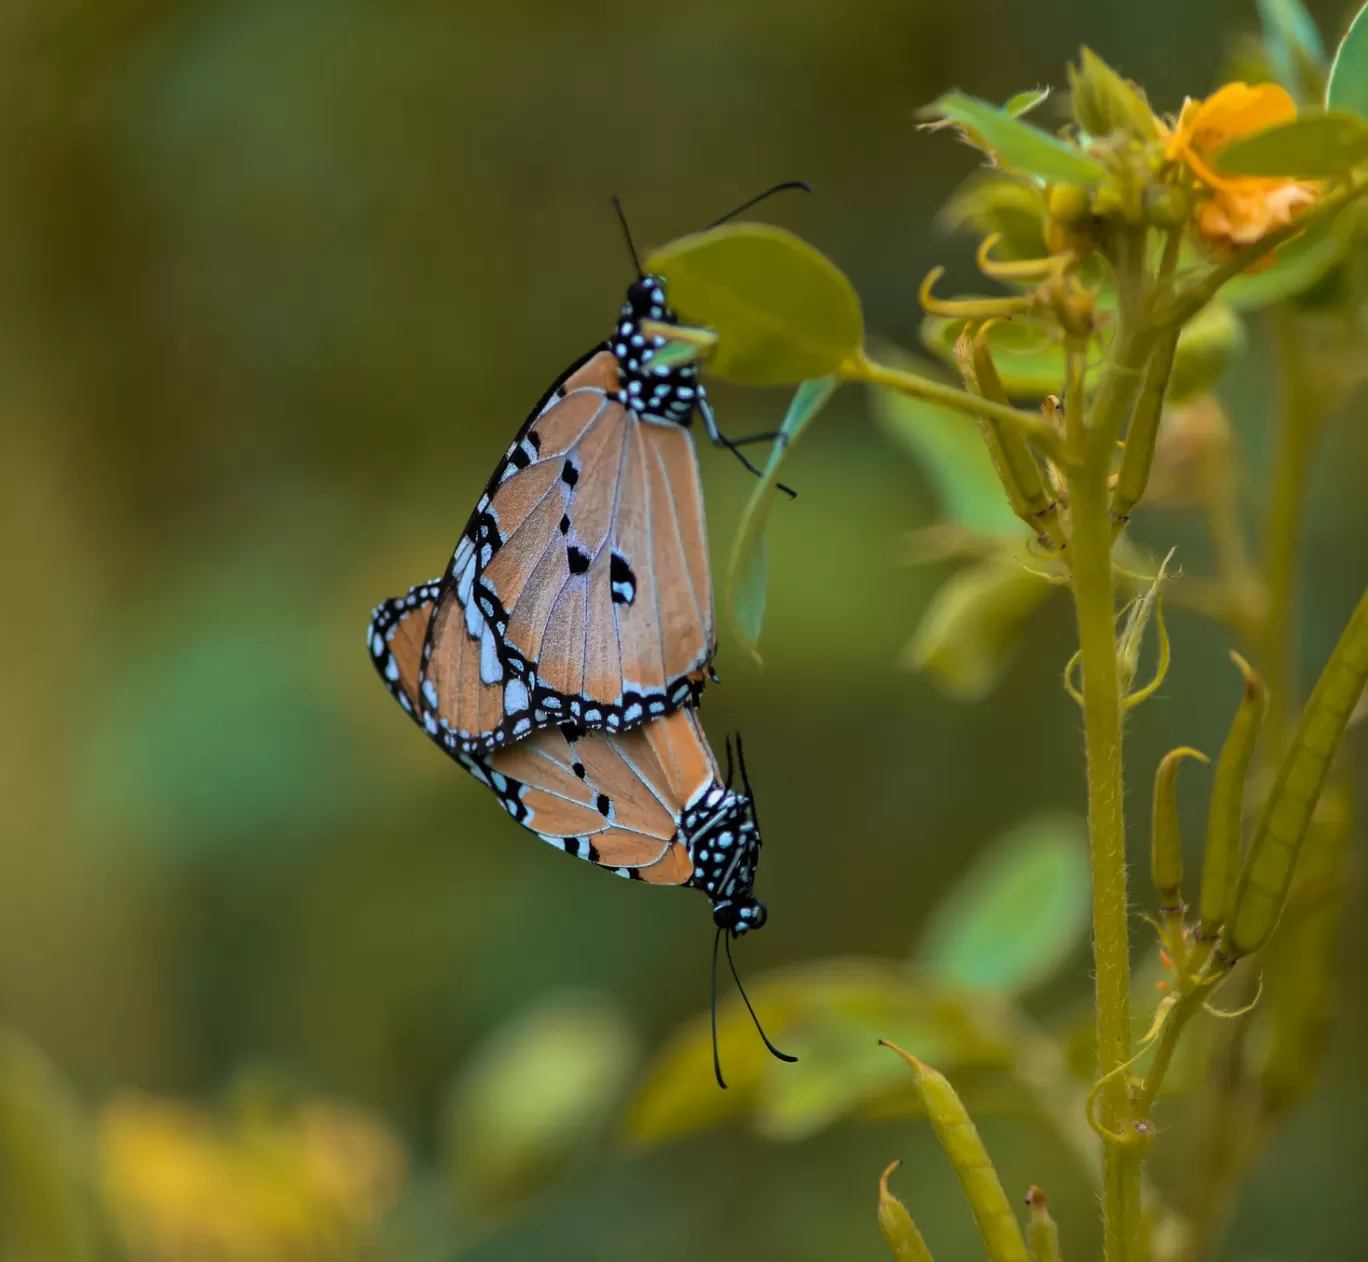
[445,992,636,1210]
[624,960,1015,1148]
[1214,111,1368,177]
[1003,87,1050,119]
[646,225,862,385]
[915,813,1091,991]
[903,551,1052,701]
[1221,218,1352,309]
[919,92,1112,187]
[1327,2,1368,116]
[1258,0,1326,97]
[871,384,1026,540]
[727,378,837,661]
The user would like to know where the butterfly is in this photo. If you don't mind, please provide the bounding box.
[368,580,764,924]
[406,185,808,758]
[367,580,796,1084]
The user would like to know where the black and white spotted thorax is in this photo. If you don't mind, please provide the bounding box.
[610,276,718,438]
[682,782,767,936]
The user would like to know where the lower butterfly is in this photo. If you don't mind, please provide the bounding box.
[367,580,796,1084]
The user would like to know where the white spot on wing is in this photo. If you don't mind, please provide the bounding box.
[504,678,529,714]
[480,625,503,684]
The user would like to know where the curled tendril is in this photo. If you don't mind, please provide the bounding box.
[1064,649,1085,705]
[1122,597,1171,710]
[1019,538,1070,572]
[1203,971,1263,1019]
[975,233,1071,282]
[919,265,1037,319]
[1085,1047,1157,1147]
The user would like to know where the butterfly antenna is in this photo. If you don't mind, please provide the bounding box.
[711,926,728,1089]
[609,195,645,278]
[709,180,813,229]
[735,733,752,799]
[726,932,798,1064]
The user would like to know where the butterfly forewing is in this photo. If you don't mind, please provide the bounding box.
[417,295,716,755]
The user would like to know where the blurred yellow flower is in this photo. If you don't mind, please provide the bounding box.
[97,1093,405,1262]
[1165,82,1318,256]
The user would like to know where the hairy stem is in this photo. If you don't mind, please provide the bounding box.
[1070,450,1142,1262]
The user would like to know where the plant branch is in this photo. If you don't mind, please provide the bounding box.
[845,351,1067,464]
[1159,178,1368,328]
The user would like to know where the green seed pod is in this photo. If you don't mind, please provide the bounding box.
[1068,47,1161,141]
[1111,332,1179,524]
[1225,588,1368,958]
[1025,1186,1062,1262]
[1259,784,1351,1114]
[1151,746,1209,909]
[954,327,1061,547]
[882,1042,1030,1262]
[1198,653,1267,940]
[879,1161,936,1262]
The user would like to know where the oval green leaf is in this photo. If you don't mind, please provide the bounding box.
[1214,111,1368,177]
[727,378,837,661]
[915,812,1091,991]
[903,551,1051,701]
[646,225,862,385]
[919,92,1112,187]
[1004,87,1051,119]
[1327,2,1368,115]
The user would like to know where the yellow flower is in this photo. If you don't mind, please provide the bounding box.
[1165,82,1318,256]
[97,1093,406,1262]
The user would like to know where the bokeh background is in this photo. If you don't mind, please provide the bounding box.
[3,1,1368,1259]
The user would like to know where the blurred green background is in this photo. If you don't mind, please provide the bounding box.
[3,2,1367,1259]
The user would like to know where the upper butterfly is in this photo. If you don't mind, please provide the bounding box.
[404,273,720,757]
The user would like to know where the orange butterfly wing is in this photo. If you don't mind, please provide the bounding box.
[417,350,714,754]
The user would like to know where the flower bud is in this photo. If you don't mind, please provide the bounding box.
[1068,47,1161,141]
[1143,183,1190,230]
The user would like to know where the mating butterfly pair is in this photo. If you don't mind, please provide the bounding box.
[368,193,803,1081]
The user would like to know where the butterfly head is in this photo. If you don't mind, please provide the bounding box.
[611,275,706,426]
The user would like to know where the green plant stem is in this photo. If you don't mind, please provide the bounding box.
[1069,450,1142,1262]
[846,352,1067,463]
